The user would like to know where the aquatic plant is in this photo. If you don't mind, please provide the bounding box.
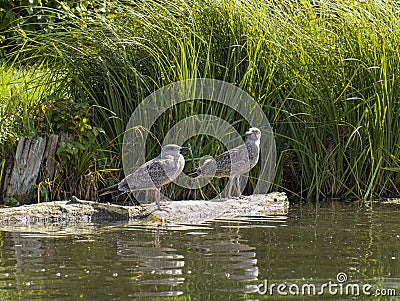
[2,0,400,201]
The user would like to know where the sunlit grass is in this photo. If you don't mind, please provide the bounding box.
[0,62,58,145]
[4,0,400,201]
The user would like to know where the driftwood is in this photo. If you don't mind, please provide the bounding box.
[0,192,288,226]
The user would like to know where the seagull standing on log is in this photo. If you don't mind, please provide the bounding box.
[189,127,261,198]
[99,144,190,210]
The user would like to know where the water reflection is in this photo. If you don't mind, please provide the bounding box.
[0,215,288,299]
[1,231,53,299]
[110,215,286,297]
[0,204,399,300]
[117,224,251,296]
[189,229,261,294]
[117,228,185,297]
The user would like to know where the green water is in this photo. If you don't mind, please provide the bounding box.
[0,202,399,300]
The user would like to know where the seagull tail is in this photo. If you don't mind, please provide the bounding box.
[98,183,119,196]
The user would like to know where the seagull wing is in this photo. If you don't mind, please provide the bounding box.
[214,151,233,176]
[214,144,250,176]
[118,157,171,191]
[193,144,250,178]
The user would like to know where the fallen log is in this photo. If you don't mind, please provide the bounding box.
[0,192,288,226]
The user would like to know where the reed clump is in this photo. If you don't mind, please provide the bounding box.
[2,0,400,201]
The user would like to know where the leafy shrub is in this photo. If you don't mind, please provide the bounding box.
[0,0,115,57]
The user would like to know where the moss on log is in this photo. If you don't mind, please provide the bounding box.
[0,192,288,226]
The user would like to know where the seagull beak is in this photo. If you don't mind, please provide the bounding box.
[245,130,252,136]
[180,146,191,153]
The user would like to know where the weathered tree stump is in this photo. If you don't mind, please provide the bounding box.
[5,137,47,200]
[41,134,60,180]
[0,192,288,226]
[3,134,70,202]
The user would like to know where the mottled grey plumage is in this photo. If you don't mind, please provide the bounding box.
[190,127,261,197]
[99,144,190,209]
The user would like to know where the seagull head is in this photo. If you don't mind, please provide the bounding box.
[161,144,191,155]
[179,146,191,154]
[245,127,261,141]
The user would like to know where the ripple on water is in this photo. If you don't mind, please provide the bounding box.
[215,215,288,226]
[115,237,186,296]
[2,203,399,300]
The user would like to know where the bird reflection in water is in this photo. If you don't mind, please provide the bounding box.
[116,222,262,297]
[116,226,185,297]
[191,226,260,294]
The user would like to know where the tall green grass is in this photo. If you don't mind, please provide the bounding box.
[4,0,400,201]
[0,62,59,148]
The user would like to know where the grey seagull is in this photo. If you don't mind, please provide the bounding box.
[99,144,190,209]
[189,127,261,198]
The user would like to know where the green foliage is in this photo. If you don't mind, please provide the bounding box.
[0,63,105,201]
[3,197,18,206]
[43,95,105,169]
[0,0,116,58]
[3,0,400,201]
[39,94,90,133]
[56,126,104,164]
[0,62,56,146]
[39,94,106,199]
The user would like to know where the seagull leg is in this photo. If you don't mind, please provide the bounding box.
[155,188,170,211]
[155,188,161,209]
[235,176,249,199]
[227,177,233,199]
[236,176,241,197]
